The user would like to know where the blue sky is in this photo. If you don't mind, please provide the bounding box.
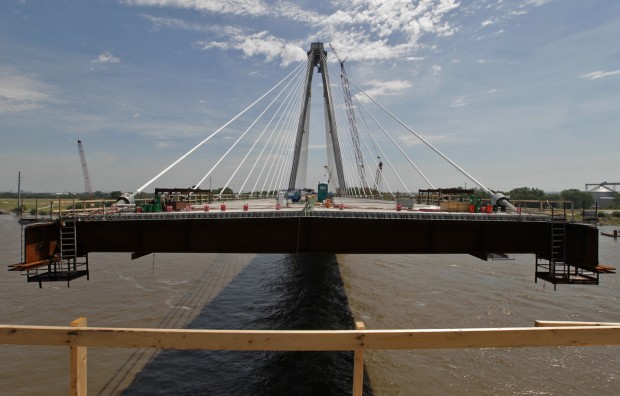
[1,0,618,194]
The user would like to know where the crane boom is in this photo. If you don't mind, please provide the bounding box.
[77,140,93,197]
[330,44,370,196]
[374,157,383,193]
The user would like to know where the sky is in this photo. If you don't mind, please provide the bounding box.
[1,0,619,195]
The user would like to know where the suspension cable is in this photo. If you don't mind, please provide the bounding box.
[272,108,301,194]
[203,62,306,196]
[352,93,435,190]
[328,65,364,197]
[196,62,305,192]
[231,62,307,197]
[242,64,306,196]
[355,103,398,197]
[349,79,493,196]
[132,61,306,196]
[354,98,412,196]
[256,74,301,196]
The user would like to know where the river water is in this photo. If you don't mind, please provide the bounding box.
[0,214,619,395]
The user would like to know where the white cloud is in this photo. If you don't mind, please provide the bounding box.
[195,30,307,66]
[356,79,412,102]
[141,14,214,32]
[581,70,620,80]
[93,51,120,64]
[524,0,554,7]
[431,64,442,75]
[122,0,270,17]
[154,139,177,149]
[0,66,51,113]
[450,96,467,107]
[125,0,461,63]
[398,133,447,147]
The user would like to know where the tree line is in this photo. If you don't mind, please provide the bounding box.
[499,187,619,209]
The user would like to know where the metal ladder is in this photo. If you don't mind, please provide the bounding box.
[535,219,599,289]
[535,220,566,290]
[549,221,567,290]
[60,220,78,271]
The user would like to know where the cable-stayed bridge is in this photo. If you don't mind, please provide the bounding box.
[8,43,613,289]
[116,42,509,207]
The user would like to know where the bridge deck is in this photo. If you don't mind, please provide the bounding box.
[85,197,550,222]
[10,198,604,287]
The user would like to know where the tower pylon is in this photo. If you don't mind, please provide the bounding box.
[288,42,347,195]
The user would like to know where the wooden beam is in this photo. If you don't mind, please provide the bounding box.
[353,321,365,396]
[2,325,620,351]
[70,318,87,396]
[535,320,620,327]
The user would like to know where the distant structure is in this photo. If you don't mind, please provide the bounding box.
[77,140,93,197]
[586,182,618,209]
[374,157,383,192]
[330,44,369,196]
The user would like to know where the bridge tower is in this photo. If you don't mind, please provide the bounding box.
[288,42,347,195]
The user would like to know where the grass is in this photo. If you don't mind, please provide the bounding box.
[0,198,110,215]
[0,198,29,212]
[598,216,620,226]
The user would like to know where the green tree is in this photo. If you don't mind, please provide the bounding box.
[213,187,234,195]
[560,189,594,209]
[610,192,620,209]
[508,187,546,200]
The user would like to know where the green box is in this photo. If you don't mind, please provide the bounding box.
[317,183,328,202]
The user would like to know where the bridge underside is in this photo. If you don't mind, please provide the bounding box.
[21,214,599,267]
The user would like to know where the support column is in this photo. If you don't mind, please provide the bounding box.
[317,46,347,195]
[353,321,365,396]
[70,317,87,396]
[288,53,314,190]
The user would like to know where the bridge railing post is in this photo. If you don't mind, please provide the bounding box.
[70,317,88,396]
[353,321,365,396]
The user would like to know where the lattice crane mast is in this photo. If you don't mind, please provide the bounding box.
[374,157,383,193]
[77,140,93,197]
[329,44,370,196]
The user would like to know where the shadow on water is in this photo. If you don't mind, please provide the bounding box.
[122,254,373,395]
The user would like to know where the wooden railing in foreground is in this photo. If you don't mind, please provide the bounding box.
[1,319,620,396]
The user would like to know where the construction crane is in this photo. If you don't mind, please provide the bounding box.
[77,140,93,197]
[374,157,383,194]
[329,44,370,196]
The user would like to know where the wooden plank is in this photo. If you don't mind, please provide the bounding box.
[70,318,87,396]
[536,320,620,327]
[353,322,365,396]
[8,259,51,271]
[2,325,620,351]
